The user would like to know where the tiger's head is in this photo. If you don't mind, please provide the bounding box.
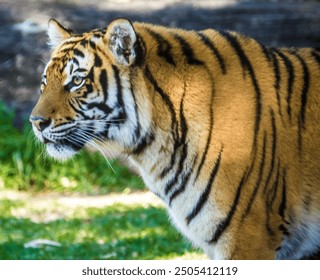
[30,18,150,161]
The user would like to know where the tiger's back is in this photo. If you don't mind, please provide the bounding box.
[30,19,320,259]
[133,23,320,259]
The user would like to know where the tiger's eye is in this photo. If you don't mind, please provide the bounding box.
[72,76,83,86]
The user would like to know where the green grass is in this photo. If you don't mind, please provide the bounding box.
[0,194,205,260]
[0,101,143,194]
[0,201,166,260]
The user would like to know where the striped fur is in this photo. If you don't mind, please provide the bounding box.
[30,18,320,259]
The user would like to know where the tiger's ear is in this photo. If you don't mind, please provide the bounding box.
[48,19,72,48]
[105,18,137,66]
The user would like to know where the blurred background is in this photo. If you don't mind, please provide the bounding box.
[0,0,320,260]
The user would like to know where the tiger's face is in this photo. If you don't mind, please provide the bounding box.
[30,19,147,161]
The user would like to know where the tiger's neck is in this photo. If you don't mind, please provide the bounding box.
[128,125,198,203]
[125,23,222,202]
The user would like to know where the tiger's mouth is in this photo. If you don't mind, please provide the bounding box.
[32,120,107,161]
[42,135,82,148]
[43,135,85,161]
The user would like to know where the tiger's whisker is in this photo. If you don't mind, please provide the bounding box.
[69,131,116,173]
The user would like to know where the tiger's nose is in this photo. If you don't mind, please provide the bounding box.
[29,116,52,132]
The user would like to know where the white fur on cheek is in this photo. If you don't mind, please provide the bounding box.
[46,143,77,161]
[32,124,44,142]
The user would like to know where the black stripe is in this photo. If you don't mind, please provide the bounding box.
[130,78,141,141]
[131,133,155,155]
[194,72,214,182]
[74,49,85,58]
[64,82,72,92]
[93,31,103,38]
[112,65,127,122]
[163,169,179,195]
[218,31,262,150]
[89,40,96,50]
[60,59,70,74]
[174,34,203,65]
[133,34,146,67]
[291,51,310,153]
[218,31,247,76]
[242,131,267,219]
[311,50,320,66]
[163,143,188,195]
[263,109,277,194]
[52,121,75,131]
[69,63,74,75]
[77,99,88,106]
[68,100,86,118]
[279,168,287,219]
[94,54,102,67]
[145,66,179,178]
[267,161,281,210]
[290,51,310,127]
[80,40,89,47]
[168,155,198,206]
[60,39,79,50]
[260,44,272,62]
[279,224,290,236]
[197,32,226,74]
[265,161,281,238]
[87,67,94,83]
[108,108,126,128]
[87,102,112,114]
[186,149,222,225]
[74,68,87,73]
[59,39,82,49]
[160,75,192,182]
[73,57,79,66]
[270,51,283,119]
[99,69,108,102]
[145,28,176,66]
[209,169,247,243]
[84,84,93,96]
[163,142,187,196]
[159,141,181,179]
[74,97,86,111]
[164,85,189,195]
[59,47,74,54]
[168,169,193,206]
[144,66,177,134]
[271,49,295,119]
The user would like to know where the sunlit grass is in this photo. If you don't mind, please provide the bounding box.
[0,193,206,260]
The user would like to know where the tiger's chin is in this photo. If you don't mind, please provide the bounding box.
[46,143,81,162]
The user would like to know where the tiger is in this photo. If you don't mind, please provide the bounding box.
[29,18,320,260]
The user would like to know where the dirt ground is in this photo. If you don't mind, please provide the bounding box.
[1,0,320,125]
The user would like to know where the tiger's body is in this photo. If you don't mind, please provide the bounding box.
[30,18,320,259]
